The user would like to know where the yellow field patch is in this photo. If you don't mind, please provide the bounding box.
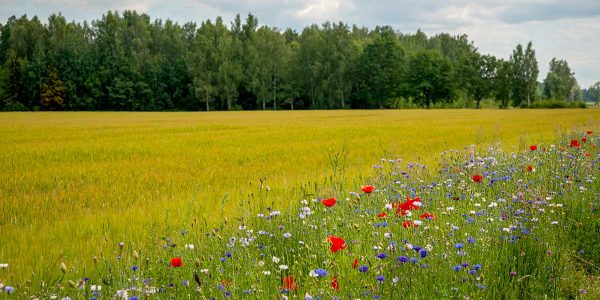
[0,109,598,280]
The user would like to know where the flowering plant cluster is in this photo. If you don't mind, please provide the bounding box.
[5,131,598,299]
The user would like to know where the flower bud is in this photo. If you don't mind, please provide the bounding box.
[60,262,67,274]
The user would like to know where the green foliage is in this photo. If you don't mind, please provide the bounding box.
[405,50,454,108]
[543,58,577,101]
[510,42,539,107]
[0,12,594,110]
[529,99,587,109]
[40,65,65,110]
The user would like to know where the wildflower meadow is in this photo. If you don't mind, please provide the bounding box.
[0,111,598,299]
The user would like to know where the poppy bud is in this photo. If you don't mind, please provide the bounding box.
[118,242,124,250]
[133,250,139,260]
[68,280,76,288]
[195,258,201,267]
[60,262,67,274]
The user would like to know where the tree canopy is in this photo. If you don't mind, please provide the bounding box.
[0,12,593,111]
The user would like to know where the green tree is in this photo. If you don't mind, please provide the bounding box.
[41,65,65,110]
[494,59,512,108]
[354,27,404,108]
[470,54,497,109]
[510,42,539,107]
[405,50,454,108]
[543,58,577,101]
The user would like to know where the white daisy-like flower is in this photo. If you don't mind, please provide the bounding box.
[279,265,288,270]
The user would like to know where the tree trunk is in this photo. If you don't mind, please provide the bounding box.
[476,99,481,109]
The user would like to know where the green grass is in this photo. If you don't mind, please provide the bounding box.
[0,109,598,287]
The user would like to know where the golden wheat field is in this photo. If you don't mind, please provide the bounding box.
[0,109,598,280]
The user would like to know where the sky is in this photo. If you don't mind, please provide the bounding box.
[1,0,599,87]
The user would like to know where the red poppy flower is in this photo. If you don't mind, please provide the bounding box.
[402,220,413,229]
[582,137,587,143]
[282,275,298,291]
[587,130,593,135]
[171,257,183,268]
[529,145,537,151]
[585,153,591,157]
[327,236,347,253]
[527,165,533,172]
[331,276,339,291]
[419,212,436,220]
[377,212,387,218]
[361,185,375,193]
[353,258,358,269]
[472,175,483,183]
[322,197,336,207]
[570,139,580,148]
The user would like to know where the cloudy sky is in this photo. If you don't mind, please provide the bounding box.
[1,0,599,87]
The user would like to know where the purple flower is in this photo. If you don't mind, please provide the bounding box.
[455,243,464,249]
[315,268,328,277]
[467,237,475,244]
[398,256,409,263]
[377,275,385,282]
[419,249,428,258]
[452,265,461,271]
[359,265,368,273]
[376,253,387,259]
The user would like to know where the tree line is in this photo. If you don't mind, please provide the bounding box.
[0,11,597,111]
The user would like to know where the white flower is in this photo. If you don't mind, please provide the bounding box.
[279,265,289,270]
[257,213,264,218]
[502,228,511,232]
[488,202,498,208]
[200,268,209,274]
[413,220,423,226]
[301,199,308,205]
[115,289,128,299]
[0,264,8,269]
[283,232,292,238]
[425,244,433,251]
[385,204,393,210]
[551,221,559,225]
[406,243,413,250]
[446,207,455,211]
[263,271,271,275]
[90,285,101,292]
[272,256,280,263]
[185,244,195,250]
[239,225,246,230]
[384,232,392,239]
[308,270,318,277]
[258,261,265,267]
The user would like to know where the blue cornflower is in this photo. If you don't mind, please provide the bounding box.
[461,262,470,268]
[130,297,139,300]
[413,246,422,251]
[419,249,428,258]
[376,253,387,259]
[410,257,419,264]
[377,275,385,282]
[476,284,486,290]
[468,269,478,275]
[467,237,475,244]
[455,243,464,249]
[131,266,139,271]
[398,256,409,263]
[452,265,462,271]
[359,265,368,273]
[315,268,328,277]
[473,264,482,270]
[225,252,232,258]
